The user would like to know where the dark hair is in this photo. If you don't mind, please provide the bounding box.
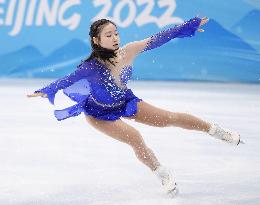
[78,19,118,68]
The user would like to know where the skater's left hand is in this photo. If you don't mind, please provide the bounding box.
[198,16,209,32]
[26,92,47,98]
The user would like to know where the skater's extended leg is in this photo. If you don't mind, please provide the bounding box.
[85,115,160,171]
[125,101,211,132]
[125,101,241,145]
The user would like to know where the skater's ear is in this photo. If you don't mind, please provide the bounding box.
[93,37,99,45]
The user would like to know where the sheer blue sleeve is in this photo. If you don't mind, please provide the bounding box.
[34,62,94,105]
[142,17,202,52]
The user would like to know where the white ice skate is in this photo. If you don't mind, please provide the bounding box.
[208,123,244,145]
[153,165,179,198]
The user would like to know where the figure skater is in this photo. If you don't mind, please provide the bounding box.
[27,16,242,197]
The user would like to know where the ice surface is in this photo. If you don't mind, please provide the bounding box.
[0,79,259,205]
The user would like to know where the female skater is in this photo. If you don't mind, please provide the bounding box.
[27,16,242,197]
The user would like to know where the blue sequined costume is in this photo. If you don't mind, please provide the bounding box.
[34,17,202,121]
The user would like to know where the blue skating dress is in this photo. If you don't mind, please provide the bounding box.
[34,17,202,121]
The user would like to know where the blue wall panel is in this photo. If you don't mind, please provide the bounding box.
[0,0,259,82]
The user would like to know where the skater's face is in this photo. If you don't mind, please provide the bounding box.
[93,23,120,50]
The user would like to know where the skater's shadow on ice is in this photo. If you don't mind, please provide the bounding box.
[13,184,162,205]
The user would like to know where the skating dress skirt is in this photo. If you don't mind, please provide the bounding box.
[34,58,142,121]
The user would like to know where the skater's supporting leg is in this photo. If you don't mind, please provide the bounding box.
[85,116,161,171]
[125,101,211,132]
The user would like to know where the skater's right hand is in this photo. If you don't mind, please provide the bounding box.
[198,16,209,32]
[27,92,48,98]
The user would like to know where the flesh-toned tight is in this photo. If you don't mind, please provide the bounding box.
[85,101,211,171]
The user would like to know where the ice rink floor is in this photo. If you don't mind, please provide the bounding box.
[1,79,260,205]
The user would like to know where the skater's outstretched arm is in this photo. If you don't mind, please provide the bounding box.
[27,62,95,105]
[123,16,209,61]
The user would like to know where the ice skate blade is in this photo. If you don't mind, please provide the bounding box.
[239,140,245,145]
[167,187,179,198]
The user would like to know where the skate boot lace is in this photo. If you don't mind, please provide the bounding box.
[215,126,234,143]
[154,166,179,196]
[161,173,170,186]
[159,171,177,188]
